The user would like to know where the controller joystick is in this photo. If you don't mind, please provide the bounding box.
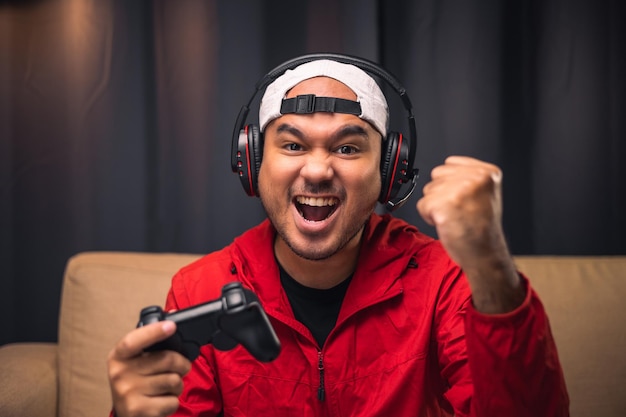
[137,282,280,362]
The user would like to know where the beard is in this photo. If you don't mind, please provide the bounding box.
[259,185,375,262]
[276,218,367,261]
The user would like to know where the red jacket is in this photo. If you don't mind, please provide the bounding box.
[162,214,568,416]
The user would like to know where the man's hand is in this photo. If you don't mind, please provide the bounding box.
[416,156,525,314]
[107,321,191,417]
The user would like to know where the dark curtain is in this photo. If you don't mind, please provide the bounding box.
[1,0,624,345]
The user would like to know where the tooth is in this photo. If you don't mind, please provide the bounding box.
[296,196,337,206]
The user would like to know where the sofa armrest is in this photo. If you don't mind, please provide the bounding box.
[0,343,58,417]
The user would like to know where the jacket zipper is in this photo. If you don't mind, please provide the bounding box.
[317,350,325,401]
[313,275,409,404]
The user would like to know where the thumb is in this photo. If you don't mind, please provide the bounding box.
[113,321,177,360]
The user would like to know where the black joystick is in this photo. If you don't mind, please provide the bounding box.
[137,282,281,362]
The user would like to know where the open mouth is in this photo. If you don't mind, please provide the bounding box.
[295,196,339,222]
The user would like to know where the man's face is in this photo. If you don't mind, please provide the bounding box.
[258,77,382,261]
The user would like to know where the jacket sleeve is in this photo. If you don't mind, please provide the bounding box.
[440,273,570,417]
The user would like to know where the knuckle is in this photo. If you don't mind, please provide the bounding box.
[161,399,181,417]
[172,377,185,396]
[152,372,183,395]
[124,401,143,417]
[165,372,182,387]
[167,352,191,375]
[107,361,125,382]
[161,351,180,370]
[473,166,499,189]
[115,337,135,358]
[113,373,137,398]
[180,357,192,374]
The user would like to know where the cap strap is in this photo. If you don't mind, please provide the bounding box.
[280,94,362,116]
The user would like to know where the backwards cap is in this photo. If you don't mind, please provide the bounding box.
[258,59,389,137]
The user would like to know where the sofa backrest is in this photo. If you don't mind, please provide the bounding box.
[57,252,201,417]
[57,252,626,417]
[514,256,626,417]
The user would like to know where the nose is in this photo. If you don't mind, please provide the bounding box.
[300,150,334,183]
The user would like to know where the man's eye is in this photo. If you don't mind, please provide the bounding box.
[286,143,302,151]
[338,145,358,155]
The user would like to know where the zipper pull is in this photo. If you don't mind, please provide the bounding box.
[317,351,325,401]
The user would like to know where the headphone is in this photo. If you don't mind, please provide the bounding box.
[231,53,419,211]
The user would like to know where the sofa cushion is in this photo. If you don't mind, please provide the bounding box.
[0,343,57,417]
[57,251,201,417]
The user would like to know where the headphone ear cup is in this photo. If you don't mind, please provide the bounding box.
[235,124,263,196]
[379,131,410,205]
[248,125,263,196]
[247,124,263,196]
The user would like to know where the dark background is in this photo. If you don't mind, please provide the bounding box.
[1,0,624,345]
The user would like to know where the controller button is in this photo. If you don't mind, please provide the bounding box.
[224,290,244,309]
[138,306,163,325]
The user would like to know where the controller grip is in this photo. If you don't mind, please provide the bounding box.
[221,289,281,362]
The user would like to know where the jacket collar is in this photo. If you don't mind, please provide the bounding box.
[229,213,434,319]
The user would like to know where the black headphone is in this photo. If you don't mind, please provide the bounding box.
[231,53,418,211]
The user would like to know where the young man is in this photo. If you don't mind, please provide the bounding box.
[107,57,569,416]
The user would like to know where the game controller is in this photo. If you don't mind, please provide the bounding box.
[137,282,281,362]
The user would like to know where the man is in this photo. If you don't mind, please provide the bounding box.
[107,56,569,416]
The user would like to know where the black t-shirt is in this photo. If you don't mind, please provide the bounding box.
[278,262,352,348]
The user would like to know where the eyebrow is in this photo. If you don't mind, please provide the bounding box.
[275,123,370,142]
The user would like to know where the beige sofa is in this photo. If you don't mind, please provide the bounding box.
[1,252,625,417]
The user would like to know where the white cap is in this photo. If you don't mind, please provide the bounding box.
[259,59,389,137]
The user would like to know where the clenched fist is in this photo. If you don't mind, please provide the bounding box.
[417,156,525,313]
